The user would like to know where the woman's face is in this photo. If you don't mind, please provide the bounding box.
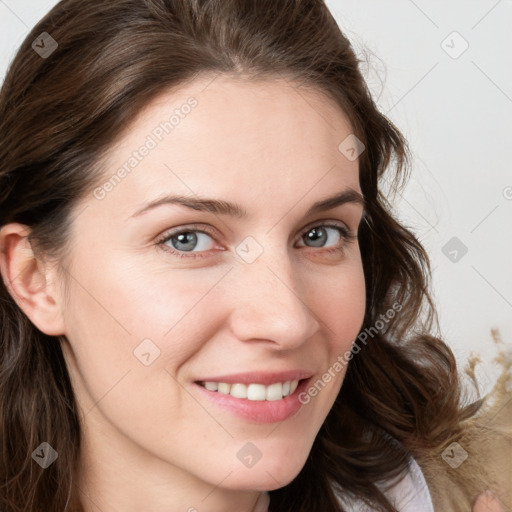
[58,75,366,497]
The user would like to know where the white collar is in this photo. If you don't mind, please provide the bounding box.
[335,456,434,512]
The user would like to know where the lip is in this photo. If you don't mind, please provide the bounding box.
[194,369,313,386]
[193,376,313,424]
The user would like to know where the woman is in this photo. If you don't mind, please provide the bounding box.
[0,1,510,511]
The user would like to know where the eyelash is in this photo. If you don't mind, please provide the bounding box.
[156,222,357,260]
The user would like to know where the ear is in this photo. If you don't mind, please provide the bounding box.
[0,223,66,336]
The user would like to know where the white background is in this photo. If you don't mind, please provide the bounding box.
[1,0,511,392]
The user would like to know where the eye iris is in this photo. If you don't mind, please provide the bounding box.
[172,232,198,252]
[305,227,327,247]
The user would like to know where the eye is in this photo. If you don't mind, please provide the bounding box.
[296,223,355,253]
[156,225,219,259]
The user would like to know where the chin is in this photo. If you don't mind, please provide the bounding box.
[223,450,309,491]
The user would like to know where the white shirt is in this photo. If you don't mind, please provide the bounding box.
[335,456,434,511]
[255,455,434,511]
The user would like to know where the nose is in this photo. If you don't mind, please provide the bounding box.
[226,249,321,350]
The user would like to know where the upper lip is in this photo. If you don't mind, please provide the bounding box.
[195,369,314,386]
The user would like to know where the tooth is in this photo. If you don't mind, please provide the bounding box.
[230,383,248,399]
[204,381,218,391]
[218,382,231,394]
[266,382,283,401]
[204,380,300,400]
[247,383,267,401]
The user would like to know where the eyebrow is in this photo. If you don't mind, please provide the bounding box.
[130,188,365,219]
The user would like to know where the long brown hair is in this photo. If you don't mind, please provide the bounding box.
[0,1,482,510]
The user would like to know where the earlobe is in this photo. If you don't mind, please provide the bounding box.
[0,223,66,336]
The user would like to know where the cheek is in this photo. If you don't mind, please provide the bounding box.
[60,259,226,438]
[313,260,366,352]
[306,260,366,399]
[61,255,233,397]
[70,245,223,330]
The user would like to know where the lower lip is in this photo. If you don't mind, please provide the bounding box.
[193,378,311,424]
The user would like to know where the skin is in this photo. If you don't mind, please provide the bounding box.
[473,492,506,512]
[0,75,366,512]
[0,74,502,512]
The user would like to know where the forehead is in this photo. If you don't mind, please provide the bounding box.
[93,74,361,217]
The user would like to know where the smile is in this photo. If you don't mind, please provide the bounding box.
[198,380,300,401]
[194,377,312,423]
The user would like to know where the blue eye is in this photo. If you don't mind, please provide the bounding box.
[156,224,218,259]
[298,225,351,249]
[163,230,215,253]
[156,223,356,259]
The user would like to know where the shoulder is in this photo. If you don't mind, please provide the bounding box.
[335,456,434,512]
[383,456,434,512]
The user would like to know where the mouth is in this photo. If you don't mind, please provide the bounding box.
[195,379,303,401]
[193,376,313,423]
